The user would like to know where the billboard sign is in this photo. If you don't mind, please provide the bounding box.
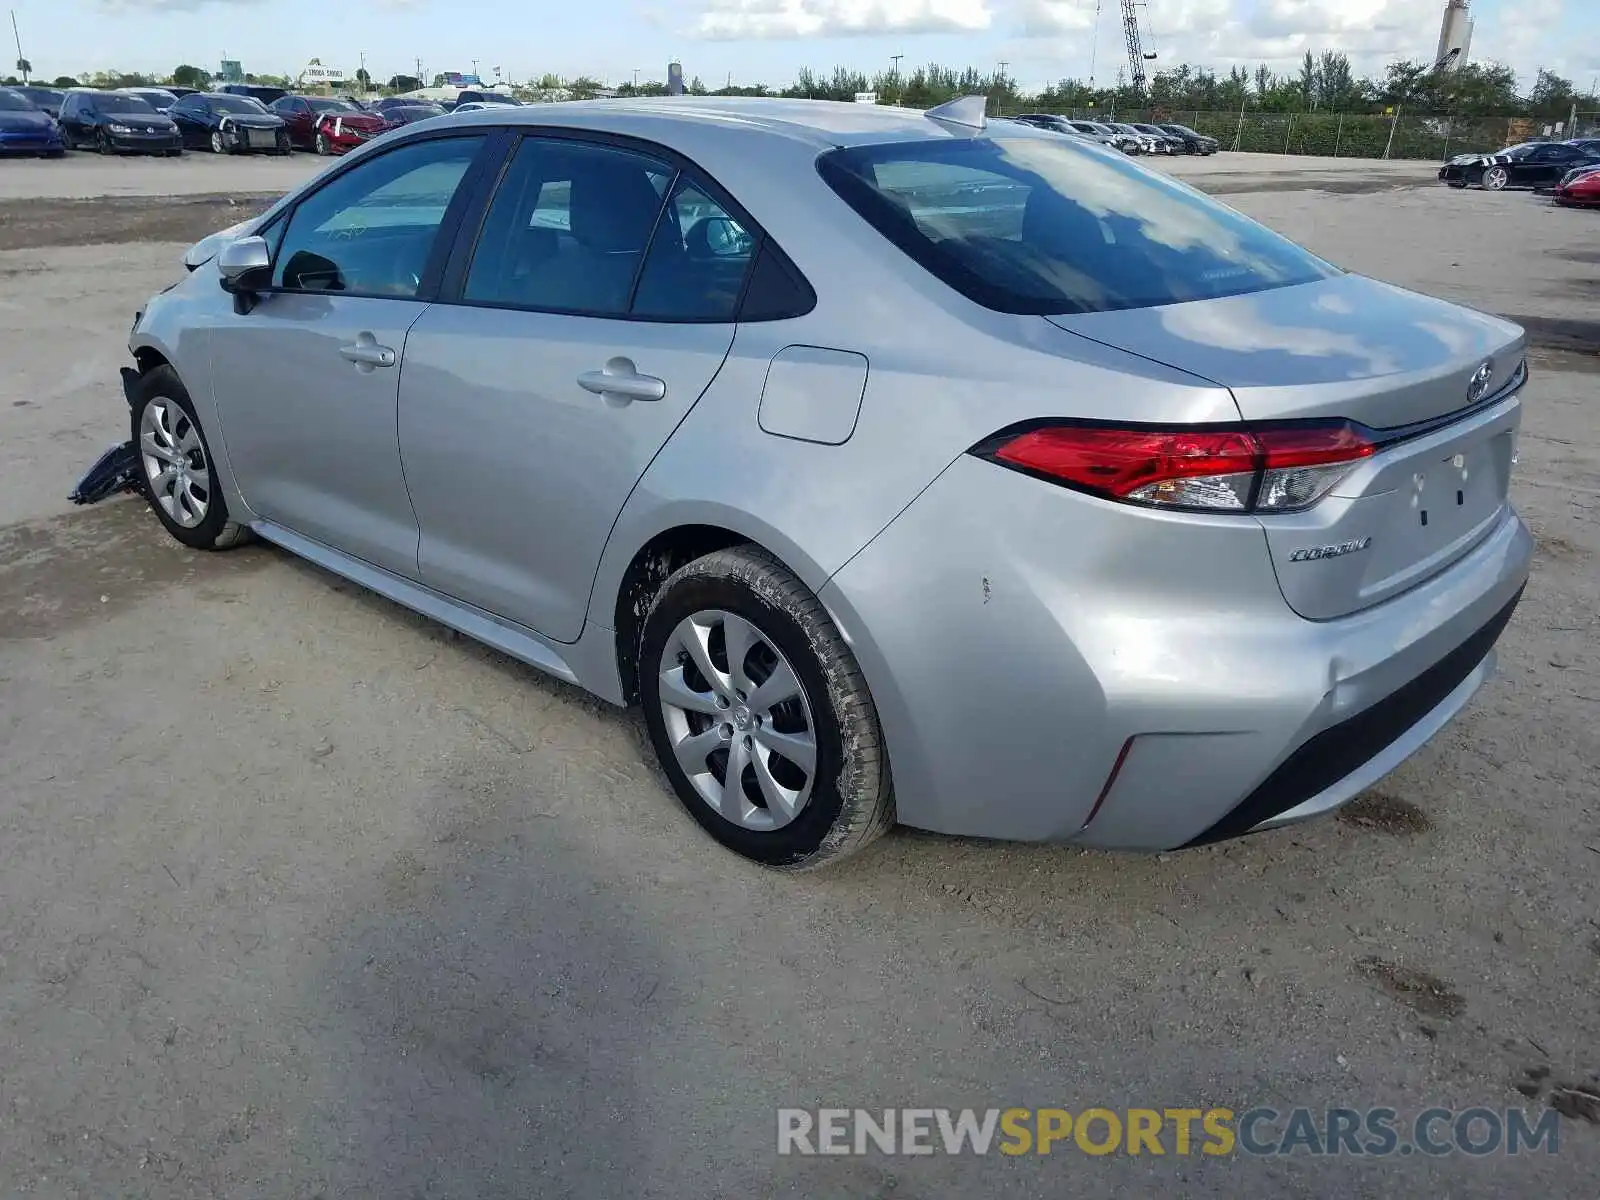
[300,64,347,85]
[667,61,685,95]
[218,59,243,83]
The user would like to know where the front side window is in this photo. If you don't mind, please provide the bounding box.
[463,138,672,315]
[272,135,484,297]
[818,136,1336,315]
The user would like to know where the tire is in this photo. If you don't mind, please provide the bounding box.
[314,132,329,155]
[210,130,227,154]
[95,129,112,156]
[638,546,893,869]
[129,365,252,552]
[1482,166,1508,191]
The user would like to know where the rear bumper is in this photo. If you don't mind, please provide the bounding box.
[822,455,1533,850]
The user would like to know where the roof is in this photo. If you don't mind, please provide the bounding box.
[455,96,997,148]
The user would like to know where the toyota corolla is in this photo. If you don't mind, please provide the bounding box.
[120,97,1531,868]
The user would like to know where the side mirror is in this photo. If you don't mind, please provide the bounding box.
[218,237,272,312]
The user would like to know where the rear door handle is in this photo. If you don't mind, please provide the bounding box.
[339,333,396,370]
[578,357,666,403]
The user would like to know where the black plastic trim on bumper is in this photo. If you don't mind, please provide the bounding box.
[1183,584,1525,847]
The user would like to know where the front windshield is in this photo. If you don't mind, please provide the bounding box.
[0,89,35,111]
[101,94,157,115]
[398,105,444,119]
[818,136,1337,315]
[308,98,358,113]
[211,96,268,114]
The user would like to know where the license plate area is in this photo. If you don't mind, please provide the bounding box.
[245,129,272,149]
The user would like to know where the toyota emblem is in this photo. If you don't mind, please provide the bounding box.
[1467,360,1494,403]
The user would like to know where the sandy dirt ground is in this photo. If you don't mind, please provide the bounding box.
[0,150,1596,1197]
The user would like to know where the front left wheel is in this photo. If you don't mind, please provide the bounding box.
[638,547,893,869]
[130,366,251,551]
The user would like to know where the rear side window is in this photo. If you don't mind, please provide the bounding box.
[817,137,1336,315]
[462,135,763,322]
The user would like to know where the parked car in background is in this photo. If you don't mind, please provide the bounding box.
[315,104,391,153]
[120,87,180,112]
[378,103,446,128]
[57,89,181,155]
[1438,140,1600,189]
[125,98,1530,868]
[217,83,290,107]
[1107,122,1162,154]
[166,86,201,98]
[1131,123,1185,153]
[452,89,520,107]
[170,92,290,155]
[12,84,65,118]
[452,100,518,113]
[270,94,366,151]
[1010,113,1082,136]
[1553,164,1600,207]
[1065,119,1140,154]
[1158,122,1219,154]
[0,86,65,156]
[1566,138,1600,156]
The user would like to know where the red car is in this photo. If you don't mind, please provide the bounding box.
[268,95,387,154]
[1553,165,1600,208]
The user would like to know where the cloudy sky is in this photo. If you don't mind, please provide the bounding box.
[12,0,1599,96]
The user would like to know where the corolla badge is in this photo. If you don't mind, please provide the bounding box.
[1288,537,1372,563]
[1468,359,1495,403]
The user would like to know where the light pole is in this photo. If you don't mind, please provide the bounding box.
[10,9,27,83]
[358,49,366,93]
[890,54,902,105]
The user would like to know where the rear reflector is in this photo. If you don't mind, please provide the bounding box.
[977,422,1376,514]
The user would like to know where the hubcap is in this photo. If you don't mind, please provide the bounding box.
[657,609,817,832]
[139,398,210,529]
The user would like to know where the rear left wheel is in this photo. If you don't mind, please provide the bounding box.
[95,129,112,155]
[638,547,893,869]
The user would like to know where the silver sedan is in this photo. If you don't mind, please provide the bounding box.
[123,96,1531,868]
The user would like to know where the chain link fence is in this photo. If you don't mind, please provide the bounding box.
[995,106,1600,161]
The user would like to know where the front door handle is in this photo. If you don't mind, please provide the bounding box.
[339,333,396,371]
[578,357,666,403]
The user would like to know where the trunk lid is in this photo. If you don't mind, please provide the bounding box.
[1046,274,1527,620]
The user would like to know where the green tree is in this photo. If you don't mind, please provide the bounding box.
[51,75,78,87]
[170,64,209,90]
[1529,69,1574,115]
[566,75,603,100]
[688,75,707,95]
[355,67,372,90]
[387,74,420,92]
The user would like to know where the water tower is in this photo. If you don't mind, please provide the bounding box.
[1436,0,1473,70]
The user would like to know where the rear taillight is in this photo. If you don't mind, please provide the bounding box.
[976,422,1375,514]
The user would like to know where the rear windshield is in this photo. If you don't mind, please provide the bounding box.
[308,98,359,113]
[816,136,1336,315]
[0,89,34,111]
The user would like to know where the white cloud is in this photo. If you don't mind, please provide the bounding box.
[1014,0,1093,36]
[691,0,993,39]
